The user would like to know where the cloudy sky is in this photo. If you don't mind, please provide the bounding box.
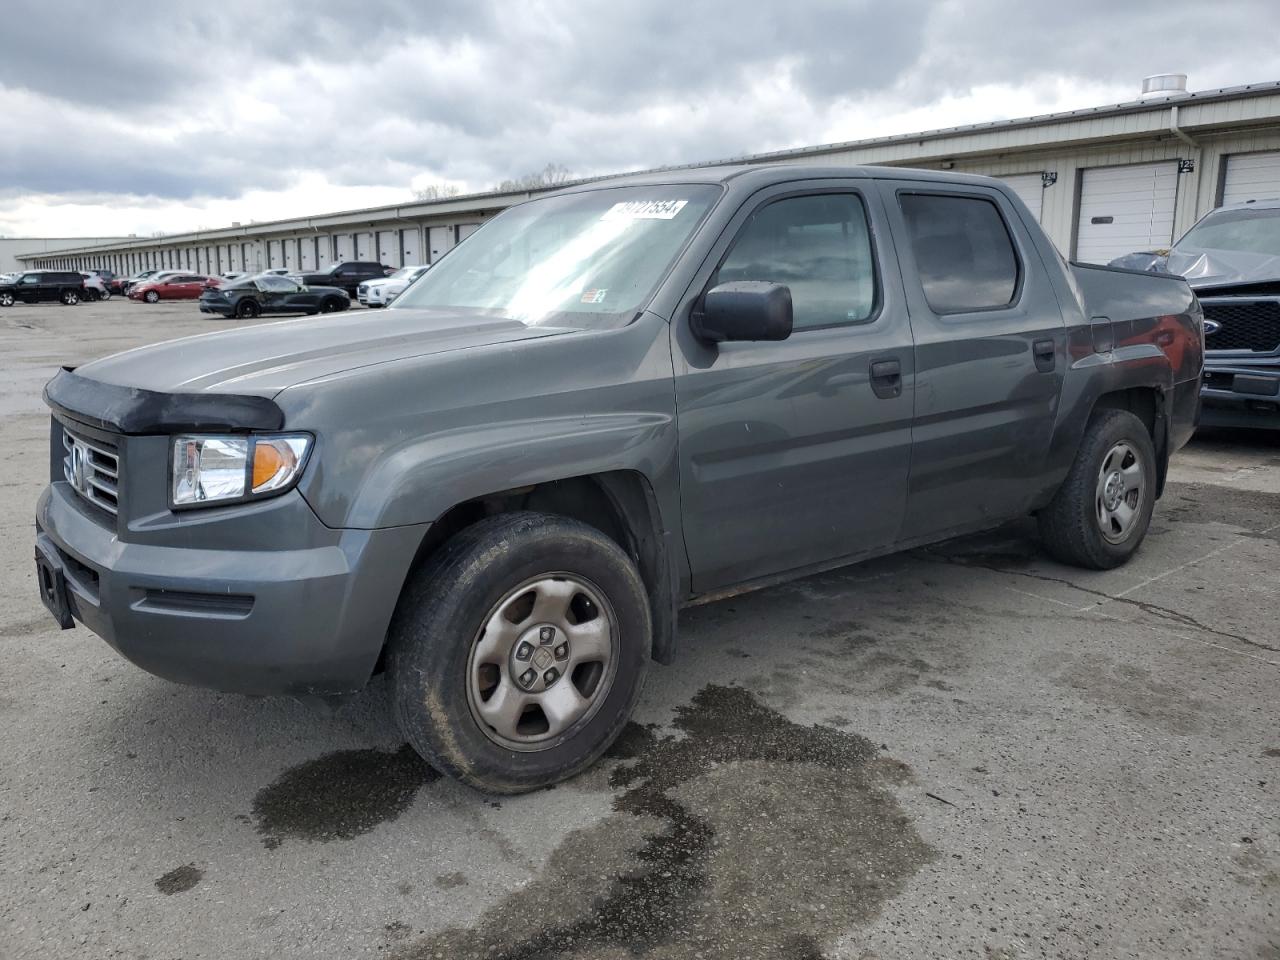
[4,0,1279,238]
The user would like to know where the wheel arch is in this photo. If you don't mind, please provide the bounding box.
[391,470,678,668]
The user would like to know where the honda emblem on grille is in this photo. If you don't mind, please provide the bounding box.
[69,440,91,496]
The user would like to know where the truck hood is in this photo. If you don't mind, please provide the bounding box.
[1166,247,1280,289]
[74,308,574,397]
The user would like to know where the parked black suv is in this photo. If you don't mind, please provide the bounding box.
[288,261,391,297]
[0,271,86,307]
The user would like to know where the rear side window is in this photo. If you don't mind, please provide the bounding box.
[899,193,1020,314]
[715,193,878,330]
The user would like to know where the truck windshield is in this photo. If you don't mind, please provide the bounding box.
[1178,207,1280,255]
[391,184,720,325]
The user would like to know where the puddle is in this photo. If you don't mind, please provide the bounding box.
[251,744,438,848]
[397,684,934,960]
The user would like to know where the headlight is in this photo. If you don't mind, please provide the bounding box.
[171,434,311,508]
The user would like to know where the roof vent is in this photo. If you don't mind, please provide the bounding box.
[231,221,242,228]
[1141,74,1188,98]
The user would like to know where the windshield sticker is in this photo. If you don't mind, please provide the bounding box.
[580,288,608,304]
[601,199,689,221]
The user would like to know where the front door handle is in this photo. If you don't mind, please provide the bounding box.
[869,357,902,399]
[1032,338,1056,373]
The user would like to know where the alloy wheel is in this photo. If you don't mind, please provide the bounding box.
[1095,441,1144,544]
[466,574,618,751]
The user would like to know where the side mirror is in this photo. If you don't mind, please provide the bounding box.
[692,281,793,343]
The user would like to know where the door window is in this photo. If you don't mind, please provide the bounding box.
[898,193,1020,314]
[714,193,877,330]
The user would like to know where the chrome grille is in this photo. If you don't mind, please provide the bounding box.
[62,428,121,516]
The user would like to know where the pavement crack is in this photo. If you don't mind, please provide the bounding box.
[921,551,1280,655]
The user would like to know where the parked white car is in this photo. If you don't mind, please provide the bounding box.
[357,265,429,307]
[80,272,111,300]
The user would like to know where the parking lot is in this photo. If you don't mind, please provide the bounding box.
[1,298,1277,959]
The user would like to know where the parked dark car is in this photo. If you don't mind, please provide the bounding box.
[199,274,350,318]
[36,165,1201,794]
[1109,198,1280,429]
[0,271,86,306]
[289,261,392,297]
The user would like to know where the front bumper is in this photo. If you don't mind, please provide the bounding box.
[1199,361,1280,430]
[35,482,427,695]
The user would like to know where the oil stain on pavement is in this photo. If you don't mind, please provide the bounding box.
[155,863,203,895]
[398,684,934,960]
[251,744,439,848]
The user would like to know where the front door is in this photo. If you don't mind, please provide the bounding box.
[877,181,1066,541]
[673,184,916,593]
[17,274,42,303]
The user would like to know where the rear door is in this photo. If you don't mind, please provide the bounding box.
[673,182,915,592]
[879,181,1066,541]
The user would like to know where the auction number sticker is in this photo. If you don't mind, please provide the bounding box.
[601,199,688,221]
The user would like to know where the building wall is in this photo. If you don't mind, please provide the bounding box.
[0,237,129,273]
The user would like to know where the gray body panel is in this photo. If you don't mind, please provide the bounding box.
[34,163,1203,695]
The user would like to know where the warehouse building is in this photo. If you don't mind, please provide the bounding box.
[19,77,1280,275]
[1,237,129,274]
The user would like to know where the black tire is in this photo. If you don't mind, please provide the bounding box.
[61,290,80,305]
[143,290,159,304]
[0,292,14,307]
[235,299,261,319]
[388,511,651,794]
[1038,409,1157,570]
[100,288,112,301]
[320,297,347,313]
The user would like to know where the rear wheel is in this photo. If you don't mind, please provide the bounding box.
[1038,409,1156,569]
[99,287,112,301]
[388,512,651,794]
[60,290,80,305]
[235,299,261,319]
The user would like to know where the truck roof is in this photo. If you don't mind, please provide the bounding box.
[554,162,1012,194]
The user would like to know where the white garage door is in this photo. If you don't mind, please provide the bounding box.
[376,230,399,267]
[998,173,1044,221]
[457,223,481,242]
[1075,162,1179,263]
[354,232,374,260]
[427,226,454,263]
[400,227,421,265]
[1221,151,1280,205]
[333,234,352,262]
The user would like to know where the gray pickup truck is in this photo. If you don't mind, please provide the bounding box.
[35,165,1203,793]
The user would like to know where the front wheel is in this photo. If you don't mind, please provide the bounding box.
[61,290,80,305]
[320,297,347,313]
[388,512,651,794]
[99,288,112,301]
[0,292,13,307]
[143,290,159,304]
[1038,409,1157,569]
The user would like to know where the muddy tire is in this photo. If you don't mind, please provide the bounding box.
[1038,409,1156,570]
[388,511,651,794]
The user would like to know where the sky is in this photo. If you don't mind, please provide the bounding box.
[3,0,1280,238]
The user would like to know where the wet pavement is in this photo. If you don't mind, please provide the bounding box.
[1,300,1277,959]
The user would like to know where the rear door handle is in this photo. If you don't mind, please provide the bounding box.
[1032,338,1056,373]
[869,357,902,399]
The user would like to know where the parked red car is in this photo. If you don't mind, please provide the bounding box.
[128,274,222,303]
